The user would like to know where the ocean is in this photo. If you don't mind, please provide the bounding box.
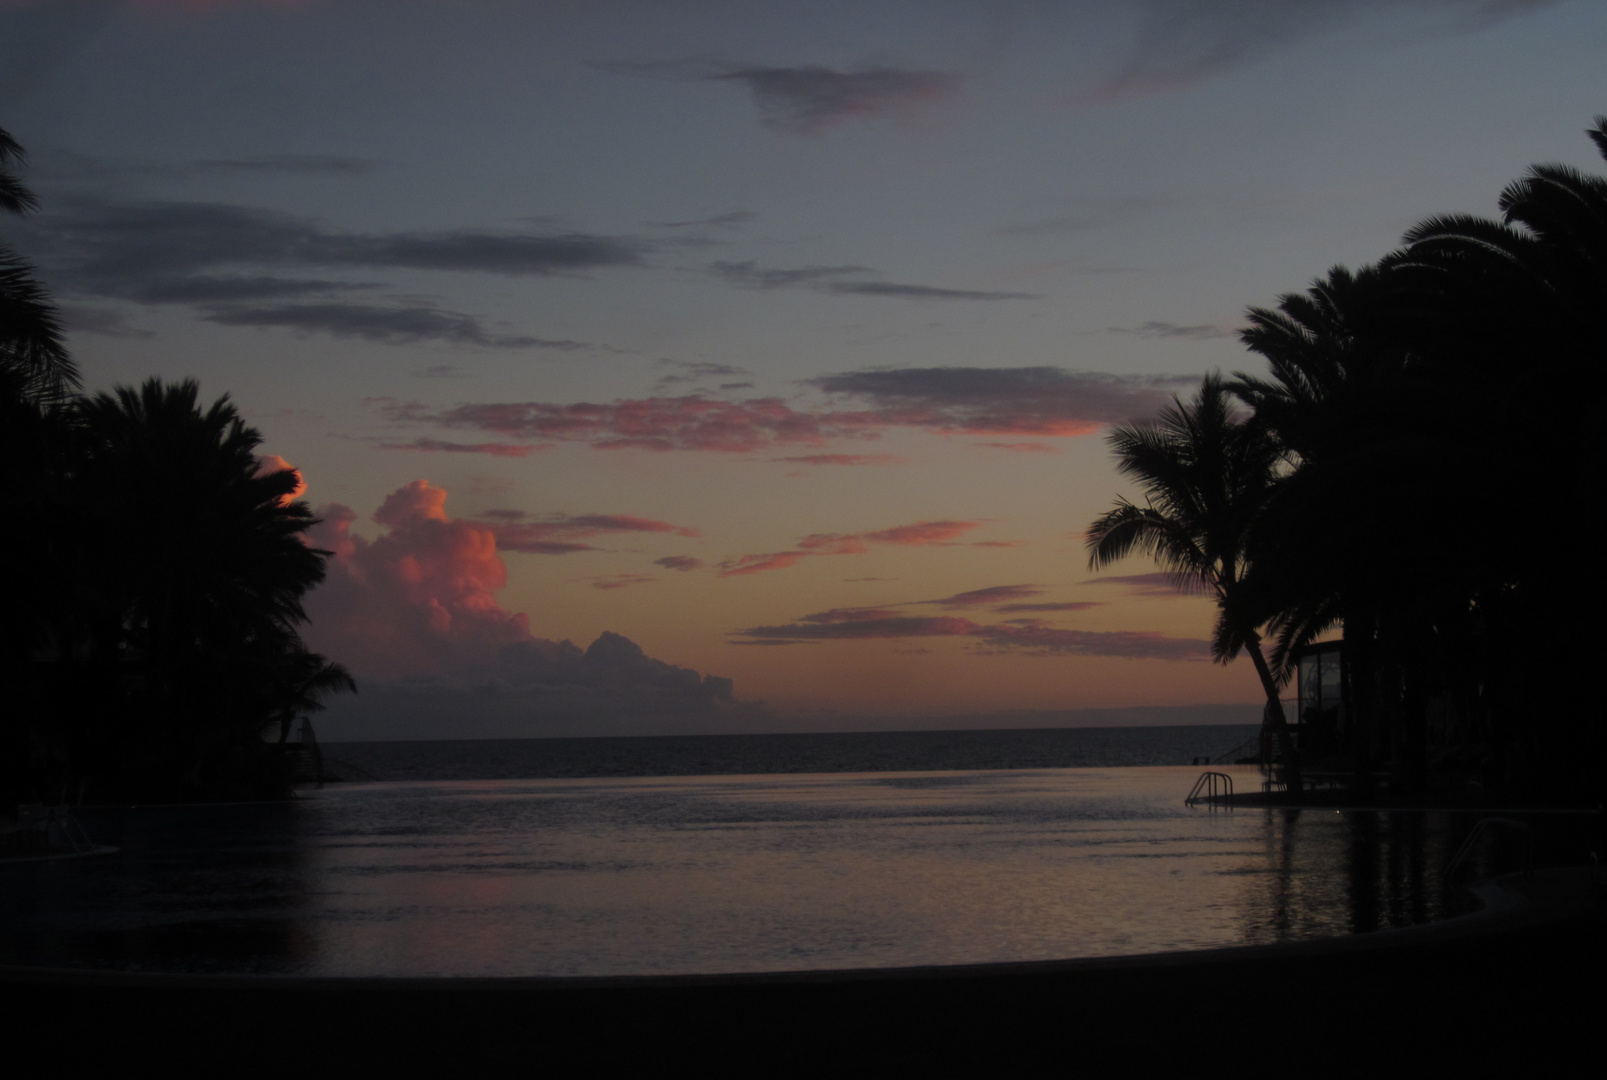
[320,723,1265,781]
[2,724,1536,978]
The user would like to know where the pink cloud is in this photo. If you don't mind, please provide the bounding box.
[379,437,551,458]
[479,512,700,554]
[493,537,599,555]
[920,584,1042,608]
[793,534,871,554]
[729,611,1205,660]
[255,453,306,505]
[798,606,906,623]
[718,550,816,577]
[717,519,994,577]
[303,480,534,679]
[375,368,1193,455]
[590,574,657,591]
[993,602,1104,614]
[860,520,979,546]
[1083,572,1196,598]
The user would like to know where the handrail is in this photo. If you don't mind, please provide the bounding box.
[1185,771,1234,808]
[1444,817,1532,882]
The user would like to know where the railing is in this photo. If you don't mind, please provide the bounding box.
[1185,771,1234,808]
[1444,817,1532,882]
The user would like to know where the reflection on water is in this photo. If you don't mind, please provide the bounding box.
[0,766,1560,977]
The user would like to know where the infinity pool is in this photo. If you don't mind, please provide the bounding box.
[0,766,1490,976]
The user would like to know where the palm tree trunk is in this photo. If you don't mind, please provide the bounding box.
[1244,633,1302,793]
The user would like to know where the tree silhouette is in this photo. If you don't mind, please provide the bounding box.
[0,126,349,805]
[1214,117,1607,800]
[1087,375,1300,789]
[64,379,343,799]
[0,125,75,407]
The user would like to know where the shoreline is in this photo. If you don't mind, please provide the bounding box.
[5,866,1599,1068]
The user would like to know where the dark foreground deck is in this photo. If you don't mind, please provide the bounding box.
[3,867,1599,1071]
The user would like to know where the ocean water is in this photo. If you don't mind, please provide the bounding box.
[320,724,1265,781]
[1,726,1522,978]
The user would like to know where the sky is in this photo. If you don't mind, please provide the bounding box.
[3,0,1602,736]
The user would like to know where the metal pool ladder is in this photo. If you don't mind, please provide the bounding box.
[1186,771,1234,808]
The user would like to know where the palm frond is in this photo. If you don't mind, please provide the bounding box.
[0,246,77,403]
[0,127,38,216]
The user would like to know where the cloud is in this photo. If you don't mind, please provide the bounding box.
[718,519,988,577]
[653,359,752,390]
[486,512,701,555]
[654,555,703,571]
[976,442,1061,454]
[711,260,1036,302]
[918,585,1044,608]
[589,574,657,590]
[729,611,1206,659]
[36,199,643,288]
[712,65,961,135]
[303,481,534,679]
[710,260,873,289]
[860,520,979,546]
[738,615,981,641]
[827,281,1038,301]
[716,550,816,577]
[203,301,575,348]
[972,622,1209,660]
[1083,571,1197,598]
[302,480,748,726]
[132,276,378,304]
[810,366,1196,436]
[378,438,551,458]
[1113,320,1234,340]
[28,196,646,346]
[769,454,906,467]
[386,366,1189,455]
[902,585,1104,614]
[797,606,907,623]
[645,211,755,229]
[1074,0,1556,105]
[387,396,867,453]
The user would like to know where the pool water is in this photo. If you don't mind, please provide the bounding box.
[0,766,1496,977]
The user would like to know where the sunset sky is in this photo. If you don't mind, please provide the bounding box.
[4,0,1602,734]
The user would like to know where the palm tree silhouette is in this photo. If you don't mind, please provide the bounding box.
[69,379,344,798]
[1225,117,1607,796]
[0,125,76,407]
[1087,374,1300,790]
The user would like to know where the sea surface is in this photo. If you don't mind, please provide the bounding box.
[1,725,1543,979]
[321,723,1265,781]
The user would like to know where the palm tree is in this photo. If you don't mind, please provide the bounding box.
[66,378,345,798]
[1227,262,1438,787]
[0,125,76,407]
[1224,118,1607,799]
[1087,374,1300,790]
[1374,116,1607,797]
